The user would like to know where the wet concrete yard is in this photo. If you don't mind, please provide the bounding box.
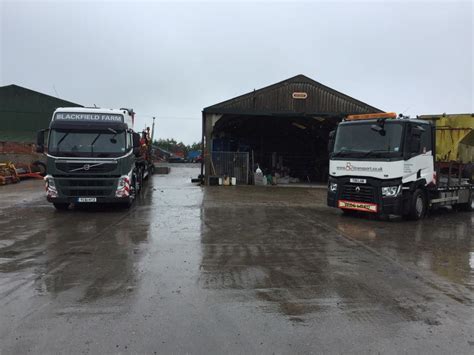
[0,165,473,354]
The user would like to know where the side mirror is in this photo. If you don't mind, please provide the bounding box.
[412,126,425,136]
[371,124,386,136]
[328,130,335,153]
[36,129,46,153]
[132,132,141,156]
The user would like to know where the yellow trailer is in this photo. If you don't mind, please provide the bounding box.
[418,113,474,164]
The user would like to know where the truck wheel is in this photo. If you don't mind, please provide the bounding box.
[408,189,427,220]
[135,170,142,193]
[459,191,473,212]
[462,164,474,183]
[121,199,133,209]
[53,203,69,211]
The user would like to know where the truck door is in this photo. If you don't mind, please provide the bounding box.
[404,123,434,185]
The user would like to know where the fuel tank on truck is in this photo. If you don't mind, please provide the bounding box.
[418,113,474,163]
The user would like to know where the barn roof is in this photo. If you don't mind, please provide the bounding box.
[203,74,383,116]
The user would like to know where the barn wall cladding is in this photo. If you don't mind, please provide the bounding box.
[0,84,82,143]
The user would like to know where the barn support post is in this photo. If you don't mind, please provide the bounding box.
[200,111,205,183]
[203,113,222,185]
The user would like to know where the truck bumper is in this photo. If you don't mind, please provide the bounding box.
[328,191,404,215]
[327,177,406,216]
[47,196,132,204]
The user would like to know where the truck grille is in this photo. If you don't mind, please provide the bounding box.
[55,161,117,174]
[56,178,116,197]
[341,184,375,203]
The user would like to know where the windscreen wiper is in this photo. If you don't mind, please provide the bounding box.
[90,133,102,156]
[362,149,389,157]
[332,149,368,158]
[332,149,350,157]
[55,132,70,153]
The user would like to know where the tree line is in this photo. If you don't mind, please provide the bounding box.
[153,138,201,156]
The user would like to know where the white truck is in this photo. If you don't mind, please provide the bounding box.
[327,112,473,220]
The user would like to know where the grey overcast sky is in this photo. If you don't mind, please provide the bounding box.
[1,0,472,144]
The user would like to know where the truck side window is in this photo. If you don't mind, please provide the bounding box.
[420,125,432,154]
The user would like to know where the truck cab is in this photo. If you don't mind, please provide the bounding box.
[327,112,473,219]
[36,107,150,210]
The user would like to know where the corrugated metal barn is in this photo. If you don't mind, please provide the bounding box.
[0,84,82,143]
[202,74,383,185]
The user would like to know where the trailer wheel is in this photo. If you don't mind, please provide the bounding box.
[408,189,427,220]
[53,203,69,211]
[462,164,474,183]
[459,191,474,212]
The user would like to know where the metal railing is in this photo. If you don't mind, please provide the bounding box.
[211,151,249,185]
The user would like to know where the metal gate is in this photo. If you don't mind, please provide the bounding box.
[211,151,249,185]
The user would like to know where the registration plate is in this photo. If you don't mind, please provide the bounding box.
[350,178,366,184]
[77,197,97,203]
[338,200,378,213]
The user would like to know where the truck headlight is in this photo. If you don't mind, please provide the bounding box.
[329,182,338,192]
[44,175,58,198]
[381,185,401,197]
[46,177,56,189]
[115,175,131,197]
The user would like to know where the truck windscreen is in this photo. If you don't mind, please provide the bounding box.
[48,129,128,157]
[333,122,403,158]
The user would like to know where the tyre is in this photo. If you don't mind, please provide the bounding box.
[135,171,142,193]
[407,189,427,220]
[458,191,474,212]
[121,200,133,209]
[53,203,69,211]
[462,164,474,183]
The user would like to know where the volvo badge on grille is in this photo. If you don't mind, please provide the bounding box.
[69,162,105,172]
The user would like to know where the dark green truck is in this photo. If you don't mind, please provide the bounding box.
[36,107,153,210]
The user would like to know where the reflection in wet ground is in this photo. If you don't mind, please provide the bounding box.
[0,165,473,353]
[200,199,473,317]
[0,186,152,303]
[333,209,474,292]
